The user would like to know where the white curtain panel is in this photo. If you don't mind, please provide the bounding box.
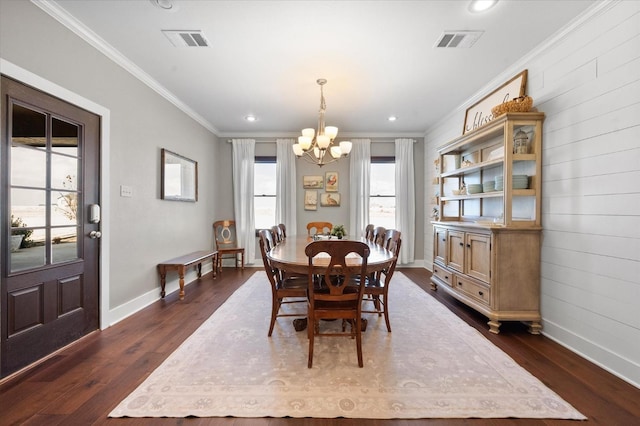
[232,139,256,264]
[348,138,371,239]
[395,138,415,264]
[275,138,297,235]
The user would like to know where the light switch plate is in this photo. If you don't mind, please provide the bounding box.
[120,185,133,197]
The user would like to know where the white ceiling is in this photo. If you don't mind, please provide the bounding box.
[45,0,596,137]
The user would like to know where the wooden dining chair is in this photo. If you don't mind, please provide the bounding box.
[212,220,245,273]
[258,229,307,336]
[306,221,333,237]
[372,226,387,246]
[305,240,370,368]
[362,229,401,332]
[277,223,287,238]
[271,225,284,243]
[364,224,375,241]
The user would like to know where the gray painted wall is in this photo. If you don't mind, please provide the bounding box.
[1,0,219,312]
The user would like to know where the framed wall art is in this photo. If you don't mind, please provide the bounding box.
[304,190,318,210]
[325,171,338,192]
[161,149,198,202]
[320,193,340,207]
[303,175,323,189]
[463,69,528,134]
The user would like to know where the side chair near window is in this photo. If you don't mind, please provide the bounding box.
[258,229,307,336]
[306,221,333,237]
[305,240,370,368]
[212,220,245,273]
[362,229,401,332]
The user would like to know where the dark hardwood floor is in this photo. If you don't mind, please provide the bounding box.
[2,267,639,425]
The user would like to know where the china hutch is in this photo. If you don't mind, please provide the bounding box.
[431,112,544,334]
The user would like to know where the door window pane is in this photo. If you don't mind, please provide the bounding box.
[51,117,79,155]
[51,154,79,226]
[10,243,46,272]
[10,145,46,188]
[11,104,46,148]
[51,155,78,190]
[52,226,79,264]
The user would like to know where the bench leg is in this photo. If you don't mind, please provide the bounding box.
[158,265,167,298]
[178,265,186,300]
[197,262,202,278]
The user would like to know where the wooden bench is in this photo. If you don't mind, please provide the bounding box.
[157,250,218,300]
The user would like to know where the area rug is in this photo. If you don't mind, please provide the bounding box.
[109,272,585,419]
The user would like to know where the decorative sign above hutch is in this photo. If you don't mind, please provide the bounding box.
[462,70,528,134]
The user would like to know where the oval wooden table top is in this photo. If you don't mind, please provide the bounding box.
[267,235,396,275]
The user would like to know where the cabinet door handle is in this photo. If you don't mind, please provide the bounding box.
[457,282,462,286]
[459,242,464,246]
[445,276,449,279]
[442,238,446,242]
[478,291,484,296]
[466,243,471,248]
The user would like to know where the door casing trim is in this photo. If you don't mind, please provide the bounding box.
[1,58,111,329]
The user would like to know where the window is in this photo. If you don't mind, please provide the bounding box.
[370,157,395,229]
[254,157,276,229]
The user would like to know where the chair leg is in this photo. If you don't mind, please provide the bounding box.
[268,296,281,337]
[308,315,315,368]
[382,295,391,332]
[355,317,363,367]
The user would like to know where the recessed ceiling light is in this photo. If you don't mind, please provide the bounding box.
[245,115,257,122]
[388,116,398,122]
[468,0,498,13]
[150,0,179,12]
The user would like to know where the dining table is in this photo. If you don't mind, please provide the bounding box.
[267,235,397,331]
[267,235,396,277]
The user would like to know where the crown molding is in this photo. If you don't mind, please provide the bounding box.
[218,131,425,139]
[31,0,220,135]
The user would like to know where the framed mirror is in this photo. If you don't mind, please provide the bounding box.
[161,149,198,202]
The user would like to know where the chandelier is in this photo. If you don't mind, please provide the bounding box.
[292,79,352,167]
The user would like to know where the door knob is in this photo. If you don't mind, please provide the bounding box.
[89,230,102,239]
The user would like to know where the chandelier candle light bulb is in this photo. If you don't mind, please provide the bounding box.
[292,79,352,167]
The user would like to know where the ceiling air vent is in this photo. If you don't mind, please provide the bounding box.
[162,30,209,47]
[434,31,484,48]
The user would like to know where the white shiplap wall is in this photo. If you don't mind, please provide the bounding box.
[424,0,640,388]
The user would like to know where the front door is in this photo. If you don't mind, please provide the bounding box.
[1,76,100,378]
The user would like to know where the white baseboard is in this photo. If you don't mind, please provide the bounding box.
[542,320,639,389]
[104,263,214,328]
